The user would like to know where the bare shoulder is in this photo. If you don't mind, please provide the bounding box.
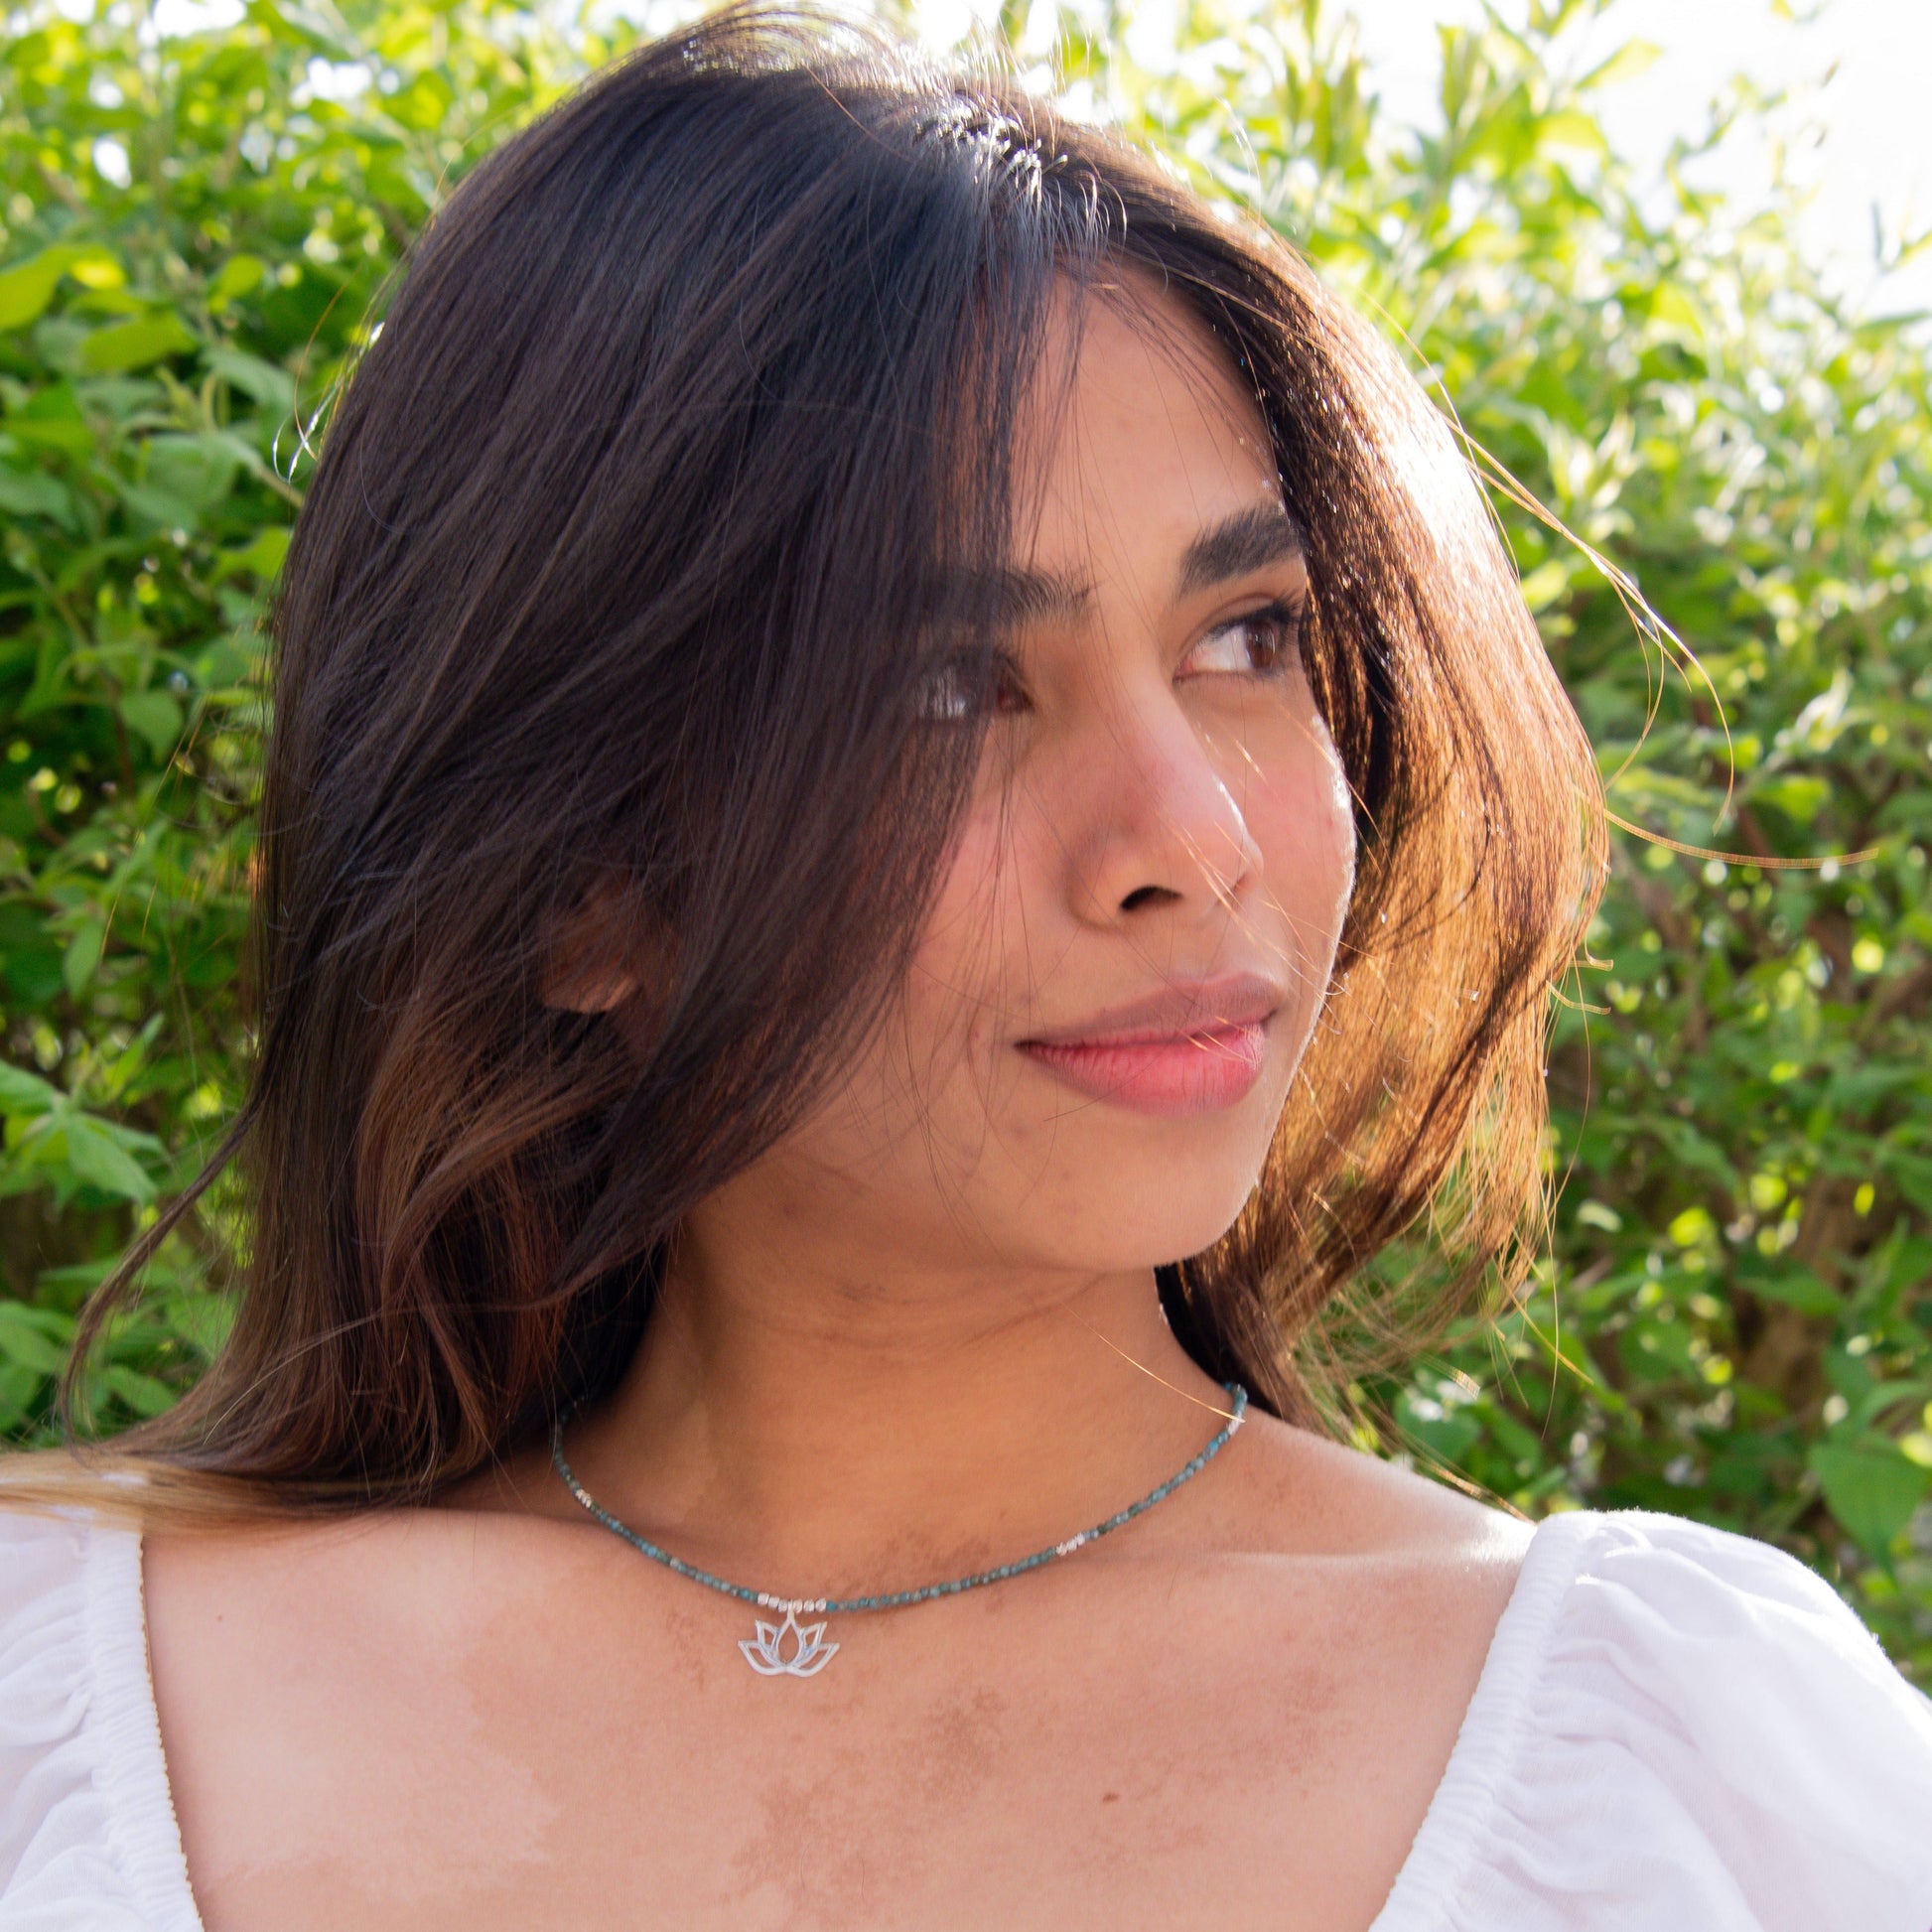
[145,1493,592,1663]
[1181,1406,1534,1662]
[143,1499,616,1795]
[144,1431,586,1590]
[144,1504,615,1885]
[1218,1407,1531,1562]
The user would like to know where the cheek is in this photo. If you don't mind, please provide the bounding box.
[1244,708,1357,960]
[791,811,1019,1177]
[898,797,1026,1061]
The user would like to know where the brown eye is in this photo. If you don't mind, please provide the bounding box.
[1238,613,1292,672]
[915,651,1030,721]
[990,662,1030,714]
[1178,602,1301,680]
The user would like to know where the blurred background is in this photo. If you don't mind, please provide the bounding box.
[1,0,1927,1678]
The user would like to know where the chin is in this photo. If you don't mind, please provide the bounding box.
[994,1063,1289,1270]
[1044,1153,1269,1274]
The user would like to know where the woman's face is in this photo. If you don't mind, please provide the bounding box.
[708,287,1355,1281]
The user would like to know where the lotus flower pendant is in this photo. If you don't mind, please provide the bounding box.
[740,1604,839,1677]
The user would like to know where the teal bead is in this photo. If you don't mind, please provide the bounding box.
[554,1383,1247,1625]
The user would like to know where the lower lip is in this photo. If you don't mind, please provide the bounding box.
[1018,1023,1271,1119]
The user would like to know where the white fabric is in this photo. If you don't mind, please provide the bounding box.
[0,1511,198,1932]
[1372,1510,1932,1931]
[0,1505,1928,1929]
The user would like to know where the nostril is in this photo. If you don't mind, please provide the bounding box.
[1119,885,1179,913]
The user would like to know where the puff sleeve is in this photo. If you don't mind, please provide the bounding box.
[0,1508,201,1931]
[1377,1509,1932,1932]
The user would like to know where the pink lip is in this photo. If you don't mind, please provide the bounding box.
[1016,974,1282,1119]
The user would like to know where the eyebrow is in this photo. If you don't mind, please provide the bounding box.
[1174,502,1305,598]
[934,501,1305,633]
[934,562,1094,631]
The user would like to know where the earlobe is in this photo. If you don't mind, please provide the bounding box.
[540,881,645,1013]
[541,955,638,1014]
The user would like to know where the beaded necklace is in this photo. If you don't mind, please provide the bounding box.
[552,1382,1247,1677]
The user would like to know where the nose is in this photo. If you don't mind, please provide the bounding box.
[1061,687,1263,928]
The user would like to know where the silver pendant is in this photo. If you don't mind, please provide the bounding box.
[741,1602,839,1676]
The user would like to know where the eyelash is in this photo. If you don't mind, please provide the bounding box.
[1181,598,1305,682]
[920,596,1305,722]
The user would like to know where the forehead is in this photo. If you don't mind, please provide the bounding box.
[1017,282,1280,568]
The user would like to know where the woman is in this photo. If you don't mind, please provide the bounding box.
[3,11,1928,1928]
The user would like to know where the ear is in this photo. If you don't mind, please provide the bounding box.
[542,951,638,1014]
[540,884,640,1014]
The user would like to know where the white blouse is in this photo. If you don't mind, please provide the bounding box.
[1,1504,1929,1929]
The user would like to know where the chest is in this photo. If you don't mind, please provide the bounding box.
[158,1548,1485,1932]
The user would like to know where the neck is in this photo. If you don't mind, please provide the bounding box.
[561,1211,1233,1598]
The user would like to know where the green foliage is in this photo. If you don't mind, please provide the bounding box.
[2,0,1927,1676]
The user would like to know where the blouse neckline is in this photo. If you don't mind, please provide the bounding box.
[105,1510,1588,1931]
[89,1522,205,1932]
[1366,1509,1591,1929]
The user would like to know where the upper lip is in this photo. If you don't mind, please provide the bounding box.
[1017,973,1285,1048]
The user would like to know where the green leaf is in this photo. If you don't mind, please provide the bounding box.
[100,1363,178,1417]
[117,479,202,533]
[0,1060,60,1119]
[1580,38,1662,90]
[56,1113,158,1201]
[144,432,240,513]
[1809,1443,1932,1559]
[207,252,267,312]
[1518,559,1572,612]
[206,345,296,415]
[0,465,75,527]
[1751,774,1829,828]
[1539,109,1607,155]
[387,69,455,131]
[6,384,92,455]
[119,689,185,758]
[0,244,119,330]
[76,312,198,374]
[1646,283,1704,341]
[1394,1386,1483,1462]
[0,907,68,1007]
[1738,1266,1840,1318]
[214,524,292,582]
[61,917,103,998]
[0,1302,70,1377]
[0,0,1926,1683]
[0,253,69,331]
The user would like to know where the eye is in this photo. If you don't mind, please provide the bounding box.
[1177,600,1303,681]
[915,650,1030,722]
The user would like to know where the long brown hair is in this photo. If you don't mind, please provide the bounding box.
[13,6,1600,1512]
